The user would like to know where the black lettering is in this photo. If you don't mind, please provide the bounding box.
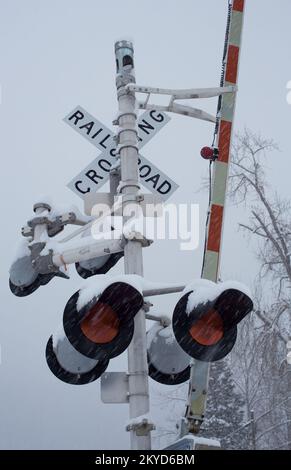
[139,165,151,178]
[138,119,154,136]
[110,148,117,157]
[79,121,94,135]
[86,169,103,184]
[75,180,90,194]
[138,157,141,165]
[100,134,110,149]
[91,128,103,139]
[145,173,160,188]
[157,180,171,194]
[68,110,84,125]
[98,159,111,172]
[149,110,164,122]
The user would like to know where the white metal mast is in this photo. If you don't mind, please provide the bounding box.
[115,40,153,450]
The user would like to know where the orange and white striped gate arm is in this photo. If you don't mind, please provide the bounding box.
[185,0,247,434]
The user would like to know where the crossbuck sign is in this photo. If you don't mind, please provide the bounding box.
[64,106,179,201]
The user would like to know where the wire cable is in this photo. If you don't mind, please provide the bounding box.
[201,0,232,277]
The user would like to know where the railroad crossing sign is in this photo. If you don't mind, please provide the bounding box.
[64,105,179,201]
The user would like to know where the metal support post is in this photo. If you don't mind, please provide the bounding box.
[32,202,51,242]
[115,40,152,450]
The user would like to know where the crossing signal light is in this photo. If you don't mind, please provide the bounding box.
[75,252,123,279]
[63,282,144,361]
[9,256,59,297]
[147,324,190,385]
[200,146,219,160]
[173,284,253,362]
[46,328,109,385]
[75,225,124,279]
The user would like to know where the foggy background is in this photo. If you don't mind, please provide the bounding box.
[0,0,290,449]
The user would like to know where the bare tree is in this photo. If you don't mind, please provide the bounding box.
[230,305,288,449]
[229,129,291,301]
[229,129,291,448]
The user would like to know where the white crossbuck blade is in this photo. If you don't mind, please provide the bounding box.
[64,106,179,201]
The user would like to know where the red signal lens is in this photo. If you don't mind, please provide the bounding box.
[81,302,120,344]
[190,308,223,346]
[200,146,214,160]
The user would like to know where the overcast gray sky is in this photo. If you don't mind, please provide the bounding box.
[0,0,290,450]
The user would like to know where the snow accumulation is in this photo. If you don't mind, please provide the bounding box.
[77,276,186,312]
[50,203,78,218]
[76,274,145,311]
[158,325,176,345]
[147,323,177,349]
[114,36,134,44]
[183,279,217,313]
[172,434,221,448]
[146,323,161,348]
[110,158,120,171]
[158,325,173,339]
[32,195,92,224]
[77,274,186,314]
[39,228,121,258]
[34,194,53,208]
[75,274,251,317]
[125,412,155,429]
[12,238,31,262]
[184,279,252,314]
[142,278,184,292]
[123,214,145,240]
[52,323,67,349]
[192,436,221,447]
[146,323,175,347]
[39,239,60,256]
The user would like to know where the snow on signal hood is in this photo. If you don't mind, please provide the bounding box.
[182,279,252,315]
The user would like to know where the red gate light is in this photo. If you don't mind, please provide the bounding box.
[200,146,215,159]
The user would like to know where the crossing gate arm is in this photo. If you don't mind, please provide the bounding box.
[184,0,247,434]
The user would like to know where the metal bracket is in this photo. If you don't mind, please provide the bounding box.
[84,192,163,218]
[179,414,203,436]
[116,73,136,93]
[117,181,141,194]
[126,83,237,123]
[101,372,129,404]
[181,361,209,436]
[116,142,139,155]
[22,211,90,239]
[33,202,51,213]
[123,231,153,247]
[112,111,137,126]
[126,419,156,436]
[145,312,171,327]
[29,243,69,278]
[143,301,153,313]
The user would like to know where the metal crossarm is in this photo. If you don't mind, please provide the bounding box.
[127,84,237,123]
